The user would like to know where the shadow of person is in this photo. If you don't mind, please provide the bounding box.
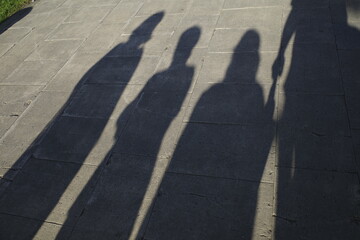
[272,0,360,239]
[0,12,164,239]
[55,27,201,240]
[141,30,276,239]
[0,7,32,35]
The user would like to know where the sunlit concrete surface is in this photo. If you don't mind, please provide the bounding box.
[0,0,360,239]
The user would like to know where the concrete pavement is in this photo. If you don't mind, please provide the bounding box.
[0,0,360,239]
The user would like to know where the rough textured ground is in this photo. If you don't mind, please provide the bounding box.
[0,0,360,239]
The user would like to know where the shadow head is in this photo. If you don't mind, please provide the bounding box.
[130,11,164,45]
[225,30,260,83]
[173,26,201,64]
[234,29,260,53]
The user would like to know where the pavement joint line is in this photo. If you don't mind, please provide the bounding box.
[207,50,279,53]
[111,150,170,159]
[221,6,285,11]
[44,38,89,41]
[194,82,278,86]
[165,170,275,184]
[60,113,118,120]
[0,212,65,226]
[183,120,276,127]
[214,27,281,30]
[21,156,100,167]
[0,84,45,86]
[278,91,345,96]
[275,165,359,175]
[109,151,171,159]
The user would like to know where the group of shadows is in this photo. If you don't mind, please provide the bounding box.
[1,0,360,239]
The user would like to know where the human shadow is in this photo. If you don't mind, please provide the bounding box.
[0,12,164,239]
[273,0,360,238]
[55,27,201,239]
[0,7,32,35]
[141,30,276,239]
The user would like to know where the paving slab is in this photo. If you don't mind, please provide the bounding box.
[277,125,355,171]
[280,43,342,94]
[168,123,275,182]
[30,0,67,14]
[44,51,106,92]
[137,0,191,16]
[0,158,98,225]
[333,22,360,49]
[143,48,206,93]
[0,116,17,137]
[198,52,277,84]
[69,153,168,240]
[17,27,53,45]
[338,50,360,129]
[187,0,224,15]
[274,168,360,239]
[284,0,329,9]
[33,116,116,165]
[281,7,335,44]
[353,129,360,169]
[278,93,350,135]
[169,15,219,48]
[113,92,189,158]
[64,6,112,23]
[0,43,13,57]
[123,14,183,34]
[0,92,71,168]
[0,27,31,43]
[346,94,360,130]
[224,0,284,9]
[0,85,41,116]
[0,143,30,171]
[216,7,283,30]
[209,28,281,52]
[59,51,106,74]
[78,23,125,53]
[44,70,87,93]
[61,0,121,8]
[13,8,71,30]
[3,43,37,63]
[63,84,141,120]
[102,2,143,24]
[184,83,276,125]
[0,214,72,240]
[86,56,160,85]
[110,32,172,56]
[1,60,64,85]
[13,91,71,126]
[145,173,274,240]
[47,22,98,40]
[0,55,24,80]
[26,39,82,61]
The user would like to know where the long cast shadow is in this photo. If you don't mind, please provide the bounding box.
[56,27,201,239]
[273,0,360,238]
[142,30,276,239]
[0,12,164,239]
